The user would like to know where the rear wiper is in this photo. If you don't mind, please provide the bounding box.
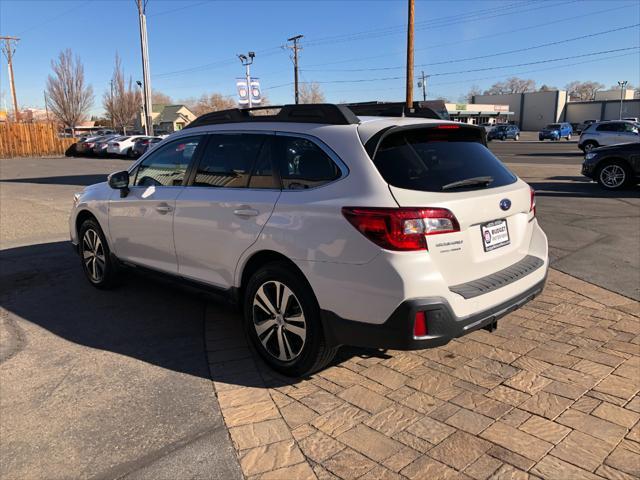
[441,176,493,191]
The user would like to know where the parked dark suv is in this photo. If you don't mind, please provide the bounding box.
[487,124,520,141]
[582,143,640,190]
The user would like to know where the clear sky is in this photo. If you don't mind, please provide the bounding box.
[1,0,639,116]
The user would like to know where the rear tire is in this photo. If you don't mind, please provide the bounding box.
[596,160,631,190]
[78,218,119,289]
[583,141,598,152]
[514,134,519,141]
[244,261,337,377]
[567,134,572,141]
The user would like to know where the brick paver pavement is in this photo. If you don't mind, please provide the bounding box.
[205,269,640,479]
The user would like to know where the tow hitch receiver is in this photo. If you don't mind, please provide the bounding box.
[483,320,498,333]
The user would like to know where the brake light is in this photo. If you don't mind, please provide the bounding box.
[113,143,120,147]
[529,187,536,217]
[414,311,428,337]
[341,207,460,251]
[436,124,460,129]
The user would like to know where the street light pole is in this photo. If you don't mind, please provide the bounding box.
[238,52,255,109]
[136,80,147,135]
[137,0,153,135]
[618,80,628,120]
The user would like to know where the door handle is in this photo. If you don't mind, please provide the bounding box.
[233,208,259,217]
[155,203,173,214]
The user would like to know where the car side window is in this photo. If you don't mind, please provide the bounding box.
[276,136,341,190]
[596,123,616,132]
[248,138,279,189]
[193,133,268,188]
[134,136,202,187]
[623,123,638,133]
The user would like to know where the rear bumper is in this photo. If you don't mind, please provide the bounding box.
[320,273,547,350]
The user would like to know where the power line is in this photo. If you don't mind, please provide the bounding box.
[148,0,211,17]
[304,4,630,69]
[151,0,541,79]
[16,0,92,36]
[302,1,536,48]
[298,47,640,84]
[303,24,640,72]
[300,51,639,96]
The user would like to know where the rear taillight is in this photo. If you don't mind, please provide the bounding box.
[529,187,536,217]
[341,207,460,251]
[113,143,120,147]
[413,311,428,337]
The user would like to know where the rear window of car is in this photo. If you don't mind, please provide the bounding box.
[546,124,561,129]
[372,127,517,192]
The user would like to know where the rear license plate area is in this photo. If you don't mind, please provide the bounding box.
[481,219,510,252]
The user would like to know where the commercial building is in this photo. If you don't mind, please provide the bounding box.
[594,89,635,101]
[472,90,639,130]
[445,103,513,124]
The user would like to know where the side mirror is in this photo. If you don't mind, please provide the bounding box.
[108,170,130,197]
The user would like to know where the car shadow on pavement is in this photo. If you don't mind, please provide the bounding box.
[530,177,640,199]
[2,174,108,186]
[1,241,380,389]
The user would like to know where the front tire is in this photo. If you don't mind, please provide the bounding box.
[244,262,337,376]
[514,134,519,141]
[596,160,631,190]
[78,218,119,289]
[567,134,572,141]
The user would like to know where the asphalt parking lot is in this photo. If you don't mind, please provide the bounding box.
[1,140,639,479]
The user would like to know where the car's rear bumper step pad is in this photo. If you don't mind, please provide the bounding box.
[449,255,545,299]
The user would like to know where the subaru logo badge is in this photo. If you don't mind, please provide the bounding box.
[500,199,511,211]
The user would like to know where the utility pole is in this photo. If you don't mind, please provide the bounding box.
[618,80,628,120]
[418,71,429,102]
[238,52,255,109]
[286,35,303,104]
[1,36,20,122]
[405,0,415,110]
[136,0,153,135]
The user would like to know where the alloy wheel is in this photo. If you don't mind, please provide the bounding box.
[82,229,106,282]
[252,281,306,361]
[600,164,626,188]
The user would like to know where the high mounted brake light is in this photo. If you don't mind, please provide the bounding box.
[436,124,460,129]
[342,207,460,251]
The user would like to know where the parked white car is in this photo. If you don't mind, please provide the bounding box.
[69,104,548,376]
[106,135,146,157]
[578,120,639,152]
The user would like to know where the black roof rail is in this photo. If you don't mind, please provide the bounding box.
[343,100,450,120]
[184,103,360,129]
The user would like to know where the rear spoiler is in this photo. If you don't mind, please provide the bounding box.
[363,123,487,159]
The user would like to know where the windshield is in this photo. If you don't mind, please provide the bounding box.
[545,124,561,129]
[494,126,508,131]
[372,127,517,192]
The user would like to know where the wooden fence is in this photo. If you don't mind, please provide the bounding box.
[0,122,76,158]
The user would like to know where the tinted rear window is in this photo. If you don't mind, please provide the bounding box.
[372,128,517,192]
[546,124,561,129]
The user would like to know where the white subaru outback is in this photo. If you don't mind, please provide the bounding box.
[69,104,548,376]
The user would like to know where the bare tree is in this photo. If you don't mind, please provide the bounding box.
[45,49,93,135]
[103,54,140,134]
[183,92,236,117]
[461,85,482,103]
[152,90,172,105]
[538,84,557,92]
[565,81,605,101]
[484,77,536,95]
[299,82,325,104]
